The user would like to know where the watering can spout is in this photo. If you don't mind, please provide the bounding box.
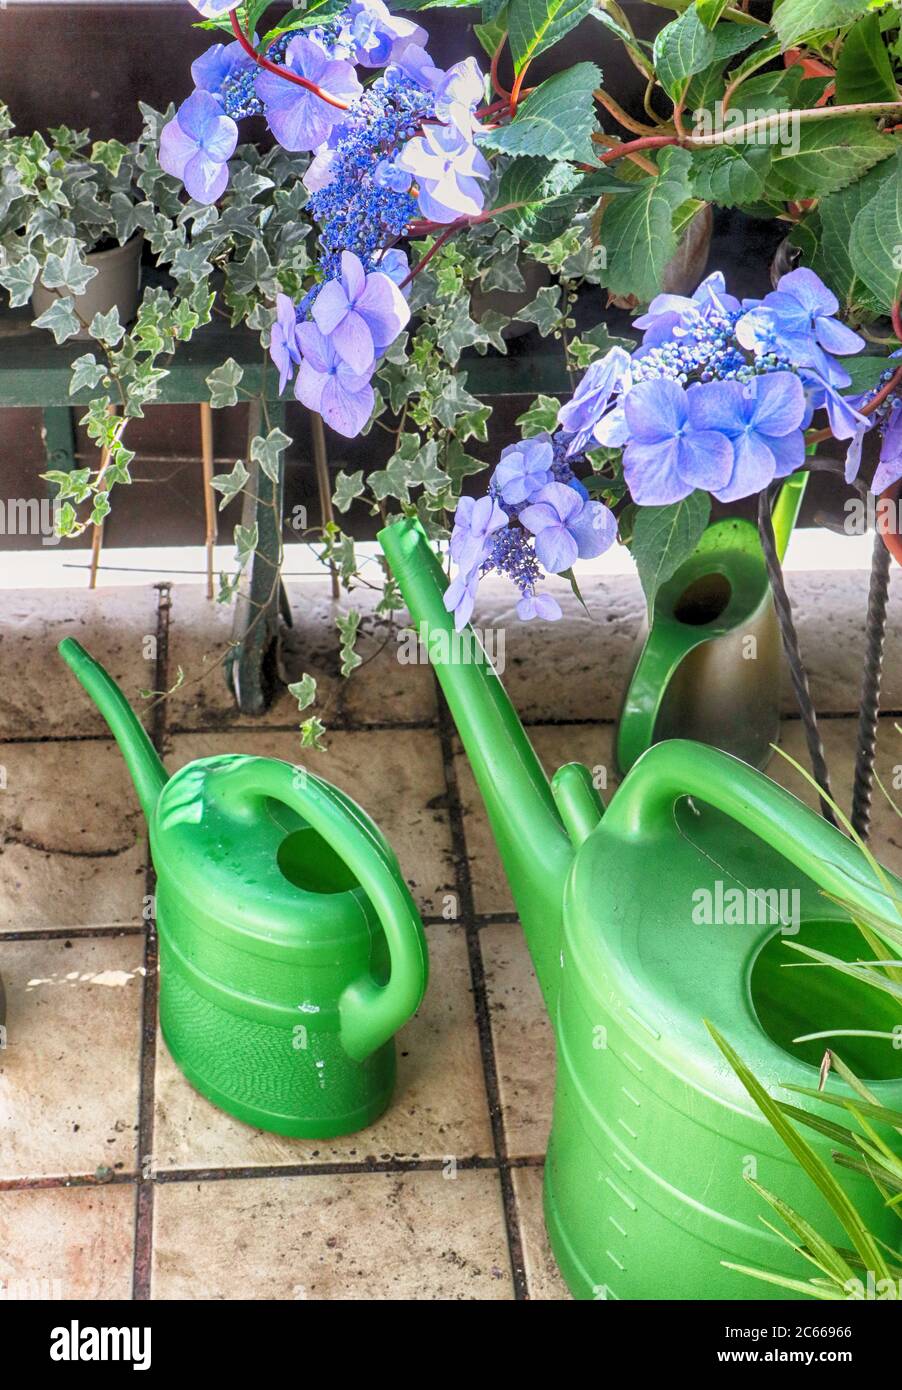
[58,637,169,824]
[379,518,581,1011]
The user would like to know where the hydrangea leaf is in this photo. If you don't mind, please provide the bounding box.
[507,0,595,73]
[479,63,602,162]
[849,150,902,314]
[631,492,711,612]
[763,118,895,203]
[597,146,693,302]
[773,0,870,50]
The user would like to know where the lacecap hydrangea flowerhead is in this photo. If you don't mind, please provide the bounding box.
[162,0,492,437]
[443,266,900,628]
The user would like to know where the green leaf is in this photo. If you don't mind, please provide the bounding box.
[479,63,601,161]
[41,239,97,296]
[836,13,899,105]
[211,459,250,509]
[630,490,710,609]
[690,143,772,206]
[706,1022,892,1283]
[206,357,244,409]
[507,0,595,72]
[496,157,596,242]
[516,394,561,435]
[89,307,124,346]
[90,138,129,175]
[336,610,363,678]
[850,150,902,312]
[696,0,731,28]
[0,253,40,307]
[515,283,561,334]
[764,118,895,203]
[250,426,291,484]
[69,353,107,395]
[598,146,694,301]
[813,166,888,317]
[299,716,327,752]
[32,295,81,344]
[653,8,717,101]
[332,469,366,513]
[288,674,317,711]
[773,0,871,51]
[234,521,258,566]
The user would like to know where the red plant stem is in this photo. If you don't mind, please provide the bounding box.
[229,10,349,111]
[399,223,459,286]
[400,200,528,285]
[509,62,530,117]
[596,134,679,163]
[490,32,512,101]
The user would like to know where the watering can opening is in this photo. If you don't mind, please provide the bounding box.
[275,823,361,896]
[749,917,902,1083]
[670,569,732,627]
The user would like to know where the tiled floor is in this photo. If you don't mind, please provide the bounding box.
[0,565,899,1300]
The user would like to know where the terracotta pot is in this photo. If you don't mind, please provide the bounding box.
[32,232,143,340]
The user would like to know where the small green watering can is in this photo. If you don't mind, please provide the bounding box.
[59,638,428,1139]
[616,476,806,774]
[381,518,902,1301]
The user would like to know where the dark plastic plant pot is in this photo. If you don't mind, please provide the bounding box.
[32,233,143,340]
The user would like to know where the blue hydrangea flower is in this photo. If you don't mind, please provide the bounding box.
[256,35,362,152]
[191,39,254,97]
[736,268,864,384]
[294,322,375,438]
[800,369,869,458]
[686,372,806,501]
[434,58,485,135]
[187,0,240,17]
[448,494,507,575]
[517,591,562,622]
[491,436,555,507]
[622,378,734,505]
[874,400,902,494]
[269,293,301,394]
[397,123,489,223]
[557,347,632,457]
[340,0,427,68]
[376,248,411,296]
[159,90,238,204]
[311,250,410,373]
[374,158,414,193]
[518,482,616,573]
[633,271,741,348]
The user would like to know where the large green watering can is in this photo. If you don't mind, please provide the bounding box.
[380,518,902,1301]
[59,638,428,1139]
[616,476,806,774]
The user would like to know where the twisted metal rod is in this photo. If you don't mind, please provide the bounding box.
[851,528,893,841]
[757,487,837,825]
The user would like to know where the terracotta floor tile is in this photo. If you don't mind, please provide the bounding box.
[152,922,492,1170]
[0,1184,135,1299]
[481,922,554,1158]
[166,726,454,915]
[0,934,143,1180]
[151,1169,513,1299]
[0,586,160,739]
[511,1166,571,1301]
[0,741,148,932]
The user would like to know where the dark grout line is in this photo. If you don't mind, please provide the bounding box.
[433,680,530,1302]
[0,1153,546,1193]
[131,582,171,1302]
[1,925,145,942]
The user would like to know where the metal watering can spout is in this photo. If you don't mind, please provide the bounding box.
[58,637,168,824]
[379,517,603,1011]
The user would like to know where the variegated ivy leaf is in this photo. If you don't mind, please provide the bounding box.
[41,239,97,296]
[516,395,562,437]
[332,470,365,513]
[89,308,125,346]
[211,459,250,509]
[206,357,244,408]
[0,253,40,307]
[516,284,561,336]
[288,674,317,711]
[299,716,327,752]
[233,522,258,567]
[250,427,291,484]
[32,295,81,344]
[336,611,362,678]
[70,353,108,395]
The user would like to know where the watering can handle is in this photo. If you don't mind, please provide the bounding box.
[606,740,901,925]
[222,758,428,1062]
[616,622,705,774]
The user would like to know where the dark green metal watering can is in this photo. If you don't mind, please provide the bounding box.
[380,517,902,1301]
[59,638,428,1139]
[616,476,807,774]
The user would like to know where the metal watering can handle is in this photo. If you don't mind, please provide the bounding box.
[605,739,901,926]
[221,757,428,1063]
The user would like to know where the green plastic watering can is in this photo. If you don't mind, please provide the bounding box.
[616,475,807,774]
[380,517,902,1301]
[59,638,428,1139]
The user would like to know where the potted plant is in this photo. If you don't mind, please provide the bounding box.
[0,106,145,338]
